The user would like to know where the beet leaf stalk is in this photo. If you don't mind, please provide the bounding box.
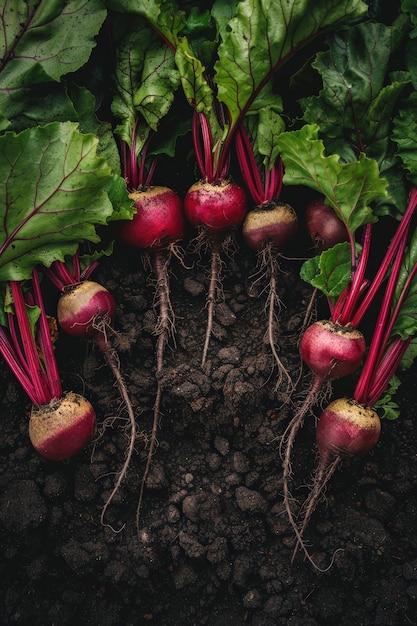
[0,270,96,460]
[291,187,417,568]
[235,120,297,398]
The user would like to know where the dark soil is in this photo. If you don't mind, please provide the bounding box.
[1,236,417,626]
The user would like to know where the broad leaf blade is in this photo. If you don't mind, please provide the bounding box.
[174,37,214,114]
[301,22,395,147]
[104,0,185,48]
[300,21,410,212]
[111,21,180,149]
[277,124,387,234]
[392,91,417,184]
[134,41,180,130]
[68,84,123,176]
[0,0,107,130]
[214,0,368,130]
[0,122,114,282]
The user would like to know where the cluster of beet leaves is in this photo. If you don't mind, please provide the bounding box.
[1,0,417,568]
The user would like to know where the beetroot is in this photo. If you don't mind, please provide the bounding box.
[184,178,247,241]
[184,177,248,366]
[43,257,138,530]
[29,392,96,461]
[0,272,96,461]
[241,200,298,396]
[316,397,381,462]
[57,280,116,343]
[117,181,186,529]
[242,201,298,252]
[290,397,381,568]
[305,196,349,251]
[299,320,366,380]
[119,186,185,249]
[280,317,367,558]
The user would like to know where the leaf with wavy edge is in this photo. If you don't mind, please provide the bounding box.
[0,0,106,130]
[214,0,368,129]
[0,122,113,282]
[277,124,387,234]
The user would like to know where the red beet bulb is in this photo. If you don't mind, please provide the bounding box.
[29,392,96,461]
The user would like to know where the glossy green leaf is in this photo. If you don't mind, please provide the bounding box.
[0,0,107,130]
[111,20,180,151]
[277,124,387,234]
[300,21,410,212]
[374,375,402,420]
[104,0,185,48]
[392,91,417,185]
[214,0,368,129]
[0,122,113,282]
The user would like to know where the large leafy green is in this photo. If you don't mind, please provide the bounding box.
[402,0,417,90]
[104,0,185,48]
[299,20,410,212]
[392,91,417,185]
[277,124,388,234]
[214,0,368,129]
[108,0,368,163]
[68,84,123,177]
[0,122,115,282]
[0,0,107,131]
[109,14,182,162]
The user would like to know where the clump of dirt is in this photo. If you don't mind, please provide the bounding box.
[0,242,417,625]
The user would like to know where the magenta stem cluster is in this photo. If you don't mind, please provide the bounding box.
[353,188,417,406]
[0,270,62,406]
[43,254,98,293]
[193,111,230,182]
[235,123,283,205]
[330,188,417,331]
[121,121,157,190]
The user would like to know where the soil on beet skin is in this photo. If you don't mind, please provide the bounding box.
[1,236,417,626]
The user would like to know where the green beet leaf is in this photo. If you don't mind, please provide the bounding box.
[392,92,417,185]
[300,20,410,213]
[104,0,185,49]
[0,0,107,131]
[110,16,181,155]
[214,0,368,130]
[0,122,114,282]
[374,375,402,420]
[277,124,388,235]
